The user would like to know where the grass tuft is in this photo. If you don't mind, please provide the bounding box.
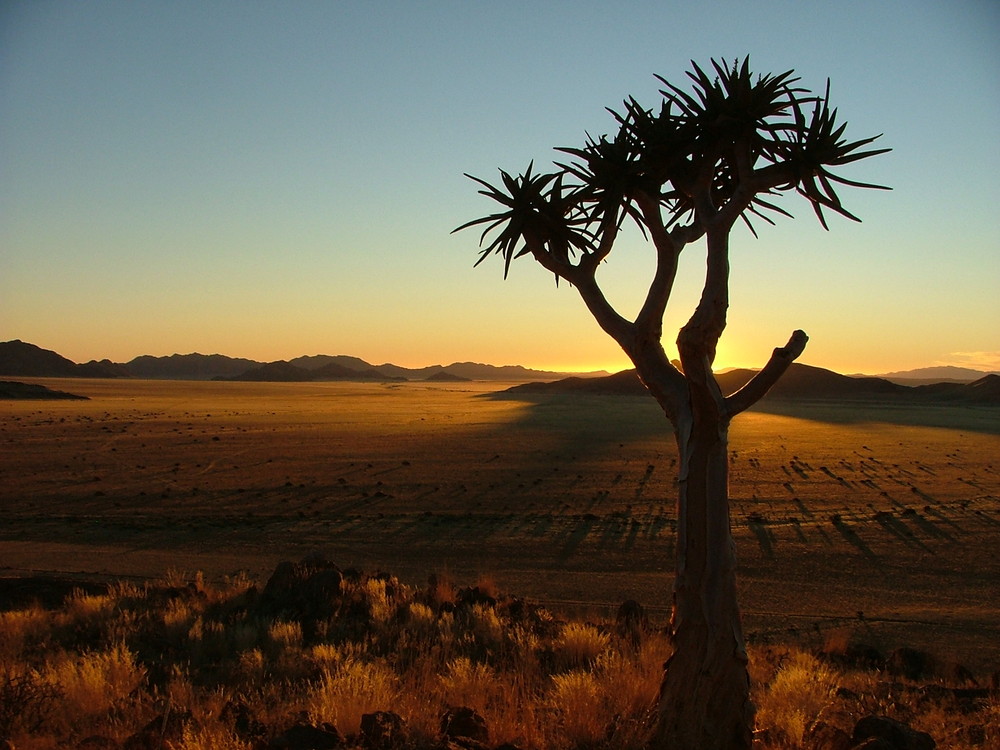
[1,564,994,749]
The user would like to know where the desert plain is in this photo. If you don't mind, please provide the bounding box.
[1,378,998,673]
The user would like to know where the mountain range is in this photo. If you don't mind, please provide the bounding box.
[2,340,998,406]
[506,363,1000,406]
[0,340,605,383]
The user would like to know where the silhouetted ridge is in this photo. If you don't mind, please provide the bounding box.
[0,380,89,400]
[0,340,127,378]
[505,363,1000,405]
[216,360,405,382]
[126,352,256,380]
[310,361,404,381]
[718,363,906,400]
[215,361,315,382]
[875,365,1000,384]
[425,370,472,382]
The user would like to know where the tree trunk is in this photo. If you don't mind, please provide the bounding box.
[651,411,754,750]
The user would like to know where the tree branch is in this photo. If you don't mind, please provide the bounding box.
[573,272,635,347]
[634,191,683,337]
[724,329,808,418]
[677,225,730,376]
[522,230,581,284]
[579,211,621,276]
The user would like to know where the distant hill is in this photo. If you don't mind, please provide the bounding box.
[3,342,587,382]
[291,355,604,382]
[126,353,257,380]
[506,364,1000,406]
[4,339,993,398]
[718,363,907,400]
[0,340,127,378]
[77,359,133,378]
[310,361,404,381]
[217,360,406,382]
[425,370,472,382]
[215,361,316,382]
[506,369,646,396]
[0,380,89,400]
[872,365,1000,385]
[288,354,378,373]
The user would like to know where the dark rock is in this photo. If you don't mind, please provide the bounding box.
[806,720,853,750]
[941,662,978,686]
[258,557,343,623]
[955,724,986,745]
[917,684,993,713]
[852,715,935,750]
[887,647,937,681]
[0,380,89,400]
[615,599,647,647]
[440,706,489,744]
[852,739,896,750]
[836,686,860,701]
[360,711,405,749]
[268,722,341,749]
[77,737,120,749]
[221,698,267,741]
[122,710,193,750]
[828,642,886,670]
[441,740,489,750]
[456,586,497,609]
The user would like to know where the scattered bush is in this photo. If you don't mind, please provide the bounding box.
[0,561,992,749]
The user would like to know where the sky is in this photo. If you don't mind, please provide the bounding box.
[2,1,998,375]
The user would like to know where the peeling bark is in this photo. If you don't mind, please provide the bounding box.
[652,411,753,750]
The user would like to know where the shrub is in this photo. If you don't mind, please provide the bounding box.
[754,651,839,745]
[553,622,610,670]
[174,722,254,750]
[0,665,62,737]
[0,605,50,660]
[439,657,500,714]
[549,670,609,746]
[307,657,399,736]
[40,642,146,730]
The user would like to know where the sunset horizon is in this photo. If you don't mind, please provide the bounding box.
[3,2,997,390]
[5,336,999,380]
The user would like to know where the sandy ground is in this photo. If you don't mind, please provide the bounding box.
[2,378,998,672]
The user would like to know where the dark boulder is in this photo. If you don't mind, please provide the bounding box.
[268,722,341,749]
[440,706,489,744]
[76,737,120,749]
[806,720,853,750]
[852,715,935,750]
[615,600,647,647]
[258,556,344,623]
[360,711,405,750]
[122,710,193,750]
[886,647,937,681]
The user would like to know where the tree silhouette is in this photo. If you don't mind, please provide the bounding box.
[456,57,889,749]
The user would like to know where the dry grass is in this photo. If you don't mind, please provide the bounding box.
[753,650,840,745]
[2,378,996,677]
[1,380,997,746]
[0,566,995,749]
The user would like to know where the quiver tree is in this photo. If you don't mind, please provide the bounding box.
[456,57,889,750]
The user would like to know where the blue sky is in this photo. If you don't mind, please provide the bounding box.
[2,1,998,373]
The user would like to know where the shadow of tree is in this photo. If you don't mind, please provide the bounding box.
[752,400,1000,436]
[481,390,1000,450]
[829,515,878,562]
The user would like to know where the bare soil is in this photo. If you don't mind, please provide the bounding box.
[2,378,998,673]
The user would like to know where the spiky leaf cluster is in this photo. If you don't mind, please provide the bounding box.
[457,57,889,274]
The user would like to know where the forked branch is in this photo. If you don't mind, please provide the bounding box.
[724,329,809,417]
